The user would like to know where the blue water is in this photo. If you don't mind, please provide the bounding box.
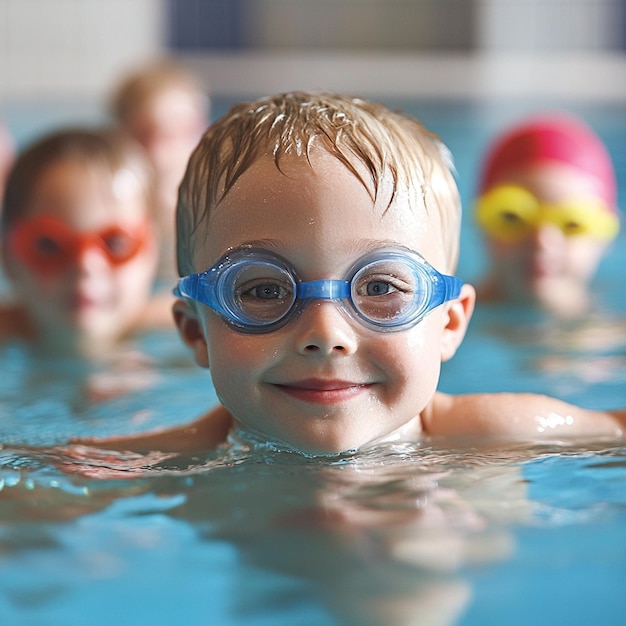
[1,98,626,626]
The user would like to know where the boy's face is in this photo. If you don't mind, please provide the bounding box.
[483,163,612,307]
[177,149,473,454]
[4,157,158,354]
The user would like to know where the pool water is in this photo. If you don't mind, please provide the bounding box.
[1,99,626,626]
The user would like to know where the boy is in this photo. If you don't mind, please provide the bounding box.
[474,114,619,318]
[96,92,626,456]
[0,127,172,357]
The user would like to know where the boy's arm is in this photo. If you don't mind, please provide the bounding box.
[424,391,626,439]
[73,405,233,453]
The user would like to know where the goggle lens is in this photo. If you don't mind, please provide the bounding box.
[351,258,423,326]
[224,258,297,326]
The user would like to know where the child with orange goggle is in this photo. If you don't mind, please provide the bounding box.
[474,114,619,318]
[0,127,174,356]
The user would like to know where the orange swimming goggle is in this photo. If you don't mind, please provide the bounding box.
[475,184,620,242]
[7,215,152,275]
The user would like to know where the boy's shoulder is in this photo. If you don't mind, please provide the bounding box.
[74,404,233,454]
[424,390,619,439]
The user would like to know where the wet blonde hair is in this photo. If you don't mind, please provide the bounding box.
[177,91,461,275]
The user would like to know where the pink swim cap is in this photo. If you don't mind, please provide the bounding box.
[478,114,617,210]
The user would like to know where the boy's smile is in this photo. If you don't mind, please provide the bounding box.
[181,148,469,454]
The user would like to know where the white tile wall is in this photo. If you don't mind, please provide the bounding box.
[0,0,624,104]
[183,50,626,102]
[477,0,625,51]
[0,0,165,102]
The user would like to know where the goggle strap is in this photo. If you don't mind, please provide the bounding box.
[172,274,211,306]
[431,275,463,309]
[174,270,232,318]
[174,273,203,301]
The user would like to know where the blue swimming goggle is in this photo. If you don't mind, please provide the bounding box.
[174,247,462,334]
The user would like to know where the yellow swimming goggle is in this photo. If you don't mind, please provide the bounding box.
[475,184,619,242]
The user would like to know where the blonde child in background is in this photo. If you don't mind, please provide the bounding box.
[0,119,16,296]
[109,58,210,280]
[0,119,15,199]
[84,91,626,457]
[474,114,619,319]
[0,127,172,358]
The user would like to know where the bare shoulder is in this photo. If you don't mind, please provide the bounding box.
[182,405,233,448]
[74,405,233,453]
[423,391,625,439]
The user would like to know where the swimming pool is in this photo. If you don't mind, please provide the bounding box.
[1,98,626,626]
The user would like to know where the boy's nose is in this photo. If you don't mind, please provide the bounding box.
[293,300,358,356]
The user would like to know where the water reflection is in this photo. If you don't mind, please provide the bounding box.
[1,340,625,626]
[0,440,544,626]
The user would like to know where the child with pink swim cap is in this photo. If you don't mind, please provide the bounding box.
[474,114,619,318]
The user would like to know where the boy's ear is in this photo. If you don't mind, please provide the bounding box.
[172,299,210,368]
[440,284,475,362]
